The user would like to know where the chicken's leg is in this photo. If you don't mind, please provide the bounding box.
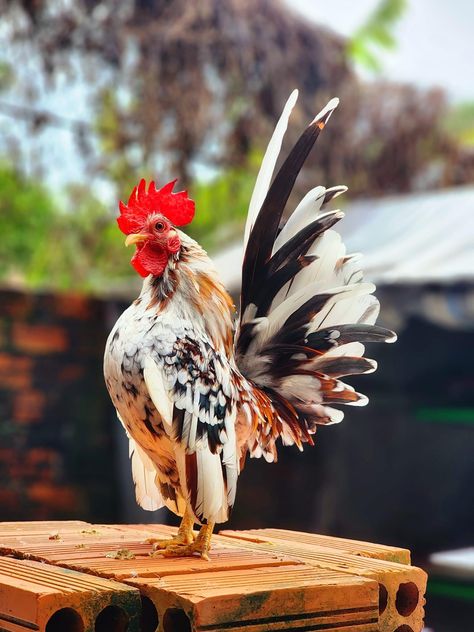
[147,508,195,554]
[162,522,214,561]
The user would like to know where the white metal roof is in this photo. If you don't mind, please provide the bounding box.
[213,186,474,290]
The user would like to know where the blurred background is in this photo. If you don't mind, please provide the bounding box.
[0,1,473,629]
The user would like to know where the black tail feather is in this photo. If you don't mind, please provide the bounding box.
[251,255,317,318]
[241,102,338,313]
[267,211,343,276]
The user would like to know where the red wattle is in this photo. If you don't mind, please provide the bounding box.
[131,242,169,277]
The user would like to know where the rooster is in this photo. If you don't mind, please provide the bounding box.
[104,90,396,559]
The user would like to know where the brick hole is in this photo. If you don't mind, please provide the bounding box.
[395,581,419,617]
[141,596,159,632]
[95,605,129,632]
[46,608,84,632]
[163,608,191,632]
[378,583,388,614]
[394,626,414,632]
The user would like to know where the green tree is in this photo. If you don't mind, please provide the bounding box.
[347,0,407,72]
[0,163,56,283]
[0,165,130,290]
[0,158,260,290]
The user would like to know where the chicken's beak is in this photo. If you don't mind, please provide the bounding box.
[125,233,148,247]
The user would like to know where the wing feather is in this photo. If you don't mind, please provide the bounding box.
[116,413,164,511]
[129,438,164,511]
[142,335,239,524]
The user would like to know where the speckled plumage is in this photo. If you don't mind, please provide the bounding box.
[104,236,247,523]
[104,92,396,527]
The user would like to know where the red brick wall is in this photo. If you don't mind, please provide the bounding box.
[0,289,118,522]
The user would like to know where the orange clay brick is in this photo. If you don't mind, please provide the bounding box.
[27,483,82,513]
[128,524,425,632]
[94,525,378,632]
[0,522,428,632]
[0,353,33,390]
[0,523,135,551]
[216,532,427,632]
[54,294,92,320]
[0,555,141,632]
[12,324,68,354]
[221,527,411,564]
[0,522,379,632]
[13,390,47,422]
[0,521,90,539]
[0,522,300,580]
[0,536,301,582]
[131,564,378,632]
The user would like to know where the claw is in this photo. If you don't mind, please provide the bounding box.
[150,522,214,561]
[162,542,211,561]
[148,535,193,557]
[148,533,195,553]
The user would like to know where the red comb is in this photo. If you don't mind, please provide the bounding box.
[117,179,195,234]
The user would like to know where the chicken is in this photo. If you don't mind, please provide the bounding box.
[103,90,396,559]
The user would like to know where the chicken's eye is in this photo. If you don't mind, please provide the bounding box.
[154,221,166,232]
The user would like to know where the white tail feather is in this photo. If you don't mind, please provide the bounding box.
[272,185,326,253]
[244,89,299,249]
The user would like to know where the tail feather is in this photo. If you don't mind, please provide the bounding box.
[244,89,299,248]
[268,211,345,282]
[235,92,395,461]
[272,185,327,253]
[241,97,340,313]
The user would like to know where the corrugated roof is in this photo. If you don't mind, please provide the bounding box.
[214,186,474,290]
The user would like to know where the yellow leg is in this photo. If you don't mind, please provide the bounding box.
[147,508,195,554]
[162,522,215,561]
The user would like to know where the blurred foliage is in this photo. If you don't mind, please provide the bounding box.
[444,102,474,147]
[0,0,470,198]
[1,0,474,291]
[190,151,260,251]
[0,164,129,290]
[0,163,56,282]
[347,0,407,72]
[0,157,259,290]
[0,0,350,185]
[0,62,14,92]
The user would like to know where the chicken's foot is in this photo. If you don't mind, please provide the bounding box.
[162,522,214,561]
[147,508,195,553]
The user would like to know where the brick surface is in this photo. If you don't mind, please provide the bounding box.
[0,555,141,632]
[12,323,68,354]
[0,522,298,578]
[13,390,47,422]
[0,353,33,390]
[0,521,90,538]
[0,521,427,632]
[217,532,427,632]
[132,565,378,632]
[54,294,92,320]
[220,527,411,564]
[0,290,116,523]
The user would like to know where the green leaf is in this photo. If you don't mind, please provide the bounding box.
[347,0,407,73]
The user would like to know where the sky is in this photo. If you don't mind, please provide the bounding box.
[286,0,474,102]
